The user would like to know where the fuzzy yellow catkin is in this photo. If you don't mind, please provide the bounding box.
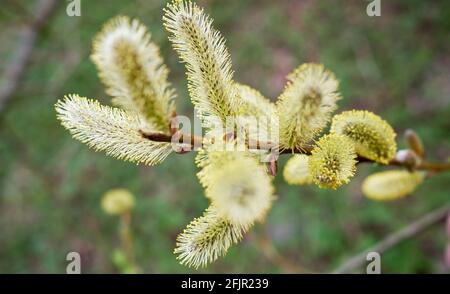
[174,206,248,269]
[163,0,239,127]
[101,188,135,215]
[196,146,274,227]
[207,155,274,227]
[362,170,425,201]
[276,63,342,151]
[91,16,175,133]
[330,110,397,164]
[55,94,173,165]
[309,134,357,189]
[283,154,313,185]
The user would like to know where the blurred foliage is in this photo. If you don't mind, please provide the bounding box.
[0,0,449,273]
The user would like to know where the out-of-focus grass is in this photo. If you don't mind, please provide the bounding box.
[0,0,449,273]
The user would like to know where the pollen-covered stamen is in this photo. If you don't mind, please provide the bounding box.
[343,123,390,160]
[315,156,340,184]
[309,134,357,189]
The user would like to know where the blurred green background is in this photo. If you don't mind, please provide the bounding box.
[0,0,449,273]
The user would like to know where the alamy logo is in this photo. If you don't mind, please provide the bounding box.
[66,252,81,274]
[366,251,381,274]
[66,0,81,17]
[366,0,381,17]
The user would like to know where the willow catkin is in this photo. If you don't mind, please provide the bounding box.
[163,0,239,128]
[283,154,313,185]
[276,63,342,151]
[55,94,173,165]
[174,206,248,268]
[101,188,135,215]
[91,16,175,132]
[331,110,397,164]
[362,170,425,201]
[207,154,274,227]
[309,134,357,189]
[196,145,274,227]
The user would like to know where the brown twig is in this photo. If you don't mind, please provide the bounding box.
[139,130,204,147]
[0,0,59,113]
[332,204,450,274]
[140,130,450,173]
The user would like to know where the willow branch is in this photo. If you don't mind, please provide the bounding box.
[332,204,449,274]
[139,130,204,147]
[140,131,450,173]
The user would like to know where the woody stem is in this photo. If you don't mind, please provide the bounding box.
[140,131,450,173]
